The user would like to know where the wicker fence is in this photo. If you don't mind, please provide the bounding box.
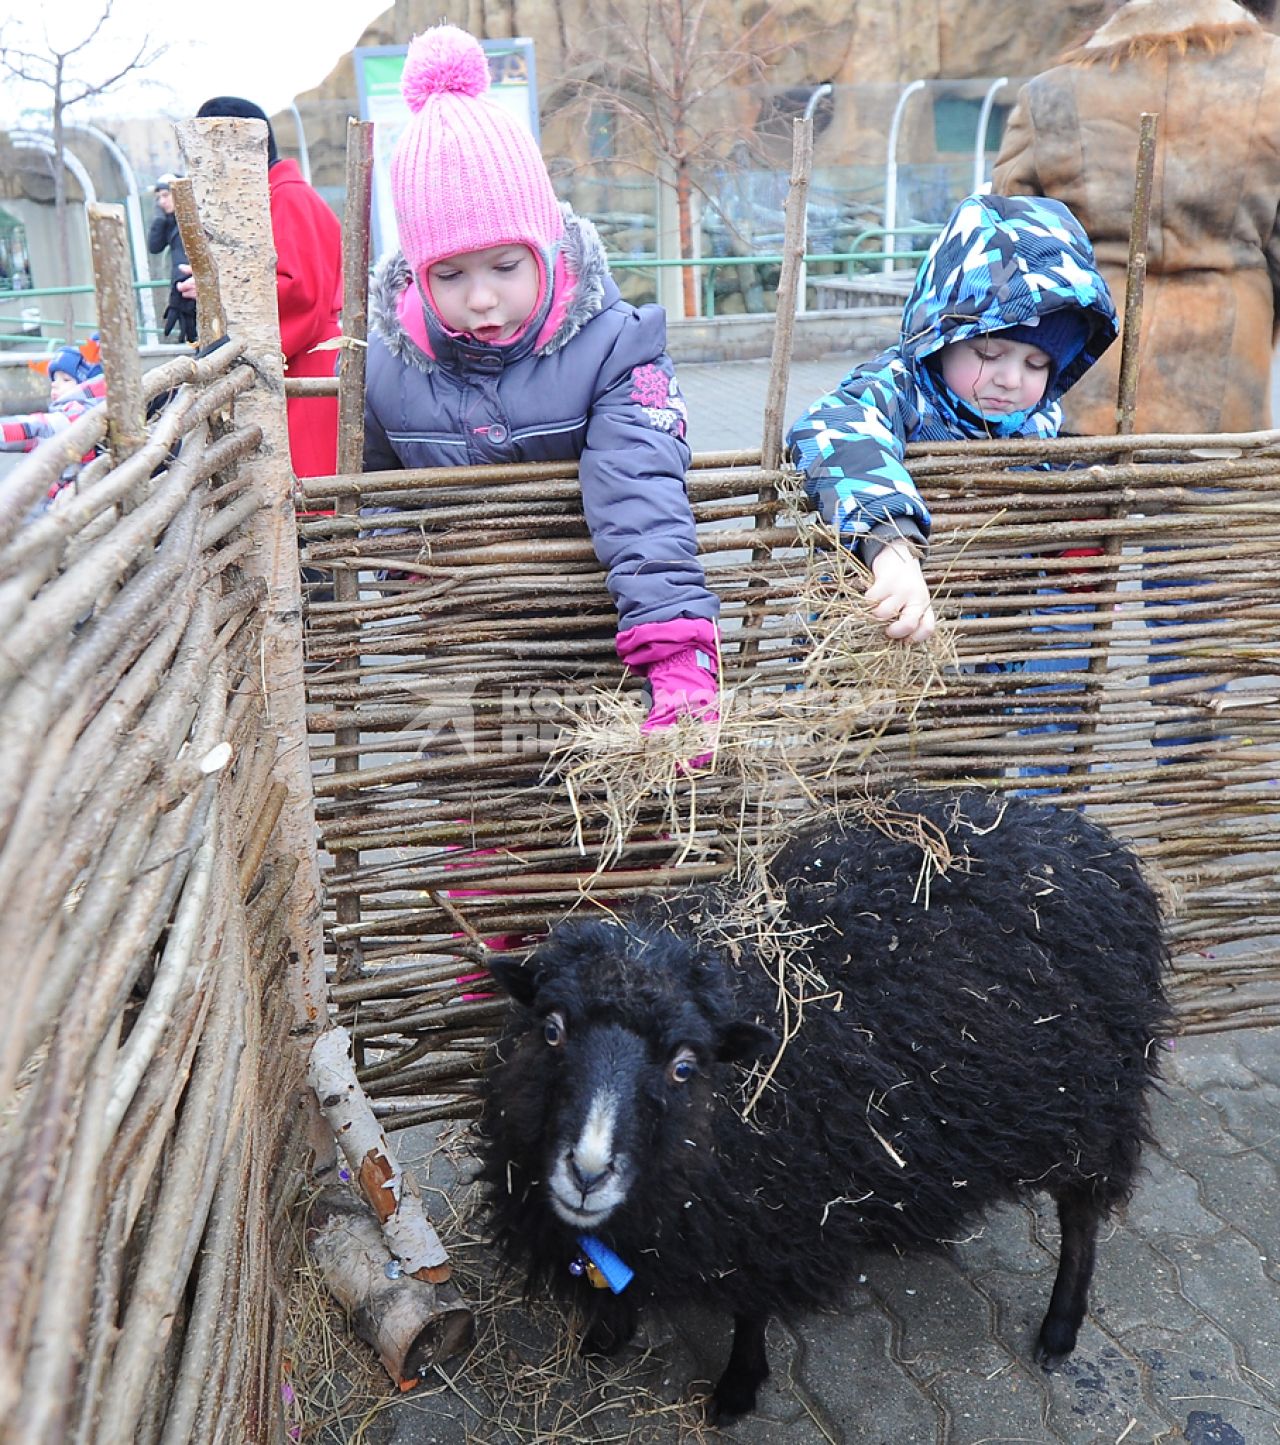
[4,113,1280,1443]
[293,124,1280,1138]
[0,121,326,1443]
[298,425,1280,1136]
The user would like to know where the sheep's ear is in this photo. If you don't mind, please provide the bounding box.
[716,1020,778,1063]
[485,954,541,1007]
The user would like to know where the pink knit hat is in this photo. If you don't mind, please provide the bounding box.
[391,25,564,281]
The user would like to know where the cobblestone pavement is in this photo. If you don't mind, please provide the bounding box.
[677,352,854,455]
[342,1029,1280,1445]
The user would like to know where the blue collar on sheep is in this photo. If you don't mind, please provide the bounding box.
[571,1234,634,1293]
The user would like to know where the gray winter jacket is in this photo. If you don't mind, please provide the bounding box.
[364,210,718,631]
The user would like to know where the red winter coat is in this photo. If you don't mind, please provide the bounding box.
[270,158,343,477]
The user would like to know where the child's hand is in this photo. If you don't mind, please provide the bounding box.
[864,540,936,643]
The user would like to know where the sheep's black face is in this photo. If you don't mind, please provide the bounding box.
[485,918,775,1234]
[541,1013,649,1229]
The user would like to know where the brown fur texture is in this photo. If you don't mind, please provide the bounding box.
[992,0,1280,434]
[1061,18,1255,64]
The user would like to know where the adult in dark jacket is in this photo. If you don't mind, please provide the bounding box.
[148,174,197,343]
[992,0,1280,434]
[365,24,720,755]
[189,97,344,478]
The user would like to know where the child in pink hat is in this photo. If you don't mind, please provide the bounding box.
[366,23,720,765]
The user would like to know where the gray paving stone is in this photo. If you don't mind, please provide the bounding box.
[1125,1146,1229,1243]
[1114,1326,1276,1445]
[1186,1076,1280,1174]
[1166,1134,1280,1276]
[923,1355,1054,1445]
[858,1251,1001,1377]
[1232,1031,1280,1089]
[1078,1227,1181,1339]
[1152,1231,1280,1387]
[956,1201,1053,1278]
[1168,1036,1262,1095]
[678,354,848,454]
[790,1302,946,1444]
[1041,1339,1174,1445]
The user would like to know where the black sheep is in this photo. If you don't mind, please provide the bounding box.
[476,787,1172,1421]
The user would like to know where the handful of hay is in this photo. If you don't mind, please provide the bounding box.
[547,500,956,868]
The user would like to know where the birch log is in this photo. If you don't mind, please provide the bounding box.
[174,115,328,1035]
[307,1027,452,1281]
[306,1189,474,1389]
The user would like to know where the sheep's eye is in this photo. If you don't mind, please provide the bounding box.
[667,1049,698,1085]
[543,1013,565,1047]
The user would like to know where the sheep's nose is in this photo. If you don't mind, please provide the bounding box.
[568,1151,611,1194]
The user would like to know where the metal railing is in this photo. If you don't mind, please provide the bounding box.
[0,231,945,347]
[0,278,171,350]
[608,232,941,317]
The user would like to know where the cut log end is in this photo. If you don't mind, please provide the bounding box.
[306,1188,474,1389]
[401,1299,476,1381]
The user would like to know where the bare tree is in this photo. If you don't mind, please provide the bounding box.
[0,0,166,339]
[558,0,813,317]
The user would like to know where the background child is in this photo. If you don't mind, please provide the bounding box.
[786,192,1118,643]
[364,24,720,754]
[2,344,106,511]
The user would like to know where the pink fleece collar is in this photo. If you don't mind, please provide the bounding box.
[396,247,577,363]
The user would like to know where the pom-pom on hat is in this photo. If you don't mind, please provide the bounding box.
[391,25,564,283]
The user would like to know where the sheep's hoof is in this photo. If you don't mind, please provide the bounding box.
[1035,1319,1079,1369]
[708,1373,762,1424]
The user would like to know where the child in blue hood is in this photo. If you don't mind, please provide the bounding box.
[786,192,1119,644]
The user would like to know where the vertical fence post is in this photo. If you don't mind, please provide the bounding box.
[740,117,814,672]
[762,116,813,472]
[1075,111,1160,780]
[174,114,330,1050]
[1115,113,1160,437]
[171,175,227,347]
[332,118,375,985]
[337,120,373,476]
[87,203,146,462]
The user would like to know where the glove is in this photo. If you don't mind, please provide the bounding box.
[642,645,719,733]
[616,618,720,769]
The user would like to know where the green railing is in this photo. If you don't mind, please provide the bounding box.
[0,226,945,345]
[607,227,942,316]
[0,278,171,350]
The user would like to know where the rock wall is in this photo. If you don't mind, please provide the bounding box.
[289,0,1116,193]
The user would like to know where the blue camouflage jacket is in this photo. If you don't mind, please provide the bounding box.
[786,193,1118,553]
[364,208,717,632]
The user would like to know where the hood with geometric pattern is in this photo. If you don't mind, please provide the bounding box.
[901,191,1118,412]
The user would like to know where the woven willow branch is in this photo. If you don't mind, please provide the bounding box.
[295,433,1280,1119]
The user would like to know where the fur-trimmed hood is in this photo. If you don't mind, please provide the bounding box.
[369,206,614,374]
[1064,0,1261,65]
